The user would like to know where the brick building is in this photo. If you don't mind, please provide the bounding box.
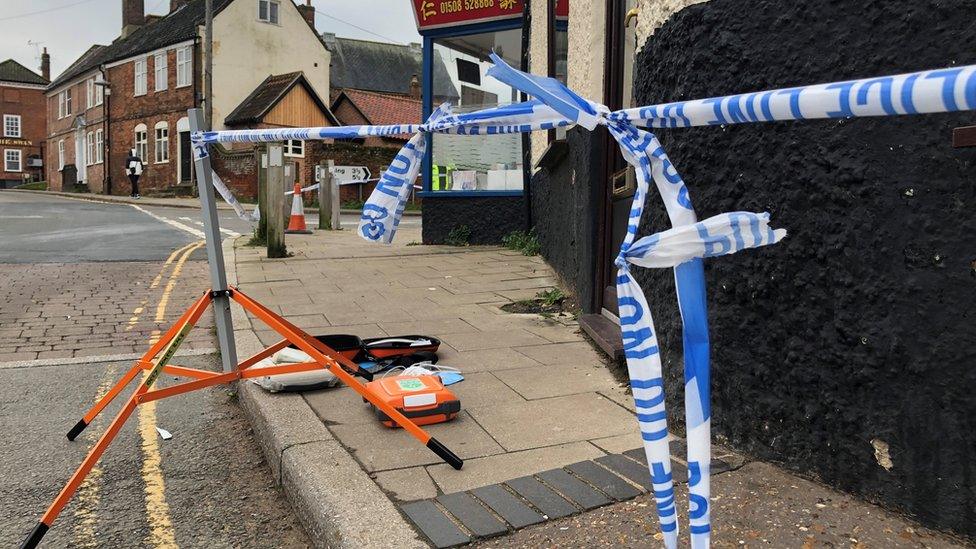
[330,88,421,148]
[45,0,331,195]
[0,55,49,188]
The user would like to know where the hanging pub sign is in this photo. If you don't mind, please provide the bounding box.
[410,0,524,33]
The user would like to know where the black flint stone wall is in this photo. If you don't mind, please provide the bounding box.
[530,127,605,311]
[632,0,976,536]
[422,195,526,245]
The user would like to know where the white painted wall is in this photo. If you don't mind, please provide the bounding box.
[209,0,331,130]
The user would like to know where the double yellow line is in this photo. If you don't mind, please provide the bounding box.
[72,240,203,548]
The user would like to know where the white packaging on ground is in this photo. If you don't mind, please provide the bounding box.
[249,346,338,393]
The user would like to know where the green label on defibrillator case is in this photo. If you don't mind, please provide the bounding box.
[396,379,426,392]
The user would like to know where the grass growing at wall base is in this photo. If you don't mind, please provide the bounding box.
[502,229,541,256]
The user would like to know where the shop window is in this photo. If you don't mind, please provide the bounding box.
[431,27,524,193]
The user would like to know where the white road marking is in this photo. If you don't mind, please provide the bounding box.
[5,215,43,218]
[131,205,242,238]
[178,216,241,237]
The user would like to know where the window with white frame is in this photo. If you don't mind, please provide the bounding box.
[86,78,95,109]
[285,140,304,157]
[176,46,192,87]
[86,132,95,166]
[134,124,148,161]
[58,139,64,169]
[154,122,169,163]
[258,0,280,24]
[3,115,21,138]
[94,78,104,106]
[95,129,104,163]
[58,89,72,118]
[134,58,148,96]
[154,52,168,91]
[5,149,22,172]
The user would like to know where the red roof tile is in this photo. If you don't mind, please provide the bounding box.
[337,89,422,127]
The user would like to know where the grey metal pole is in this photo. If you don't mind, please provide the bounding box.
[204,0,213,129]
[188,108,237,372]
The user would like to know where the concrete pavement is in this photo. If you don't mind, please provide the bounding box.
[227,226,971,548]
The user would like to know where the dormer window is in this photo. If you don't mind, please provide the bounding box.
[258,0,280,24]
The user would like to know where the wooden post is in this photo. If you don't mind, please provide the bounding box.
[266,143,287,258]
[319,159,340,230]
[255,144,267,241]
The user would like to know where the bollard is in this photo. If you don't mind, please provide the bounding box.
[318,159,340,230]
[265,144,287,258]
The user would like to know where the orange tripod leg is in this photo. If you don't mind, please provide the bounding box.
[232,288,463,470]
[65,291,212,441]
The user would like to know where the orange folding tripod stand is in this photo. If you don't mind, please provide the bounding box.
[19,287,463,549]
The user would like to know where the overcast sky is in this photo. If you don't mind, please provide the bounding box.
[0,0,422,79]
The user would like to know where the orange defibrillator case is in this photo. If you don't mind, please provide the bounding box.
[364,375,460,428]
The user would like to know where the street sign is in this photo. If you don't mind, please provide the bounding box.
[410,0,524,33]
[316,165,371,184]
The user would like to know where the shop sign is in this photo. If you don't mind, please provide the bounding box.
[0,138,31,147]
[411,0,524,32]
[555,0,568,20]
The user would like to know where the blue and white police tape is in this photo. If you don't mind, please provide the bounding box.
[189,55,976,548]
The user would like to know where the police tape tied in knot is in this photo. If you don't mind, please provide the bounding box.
[189,56,976,548]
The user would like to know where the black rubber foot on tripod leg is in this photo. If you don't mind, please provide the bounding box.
[66,419,88,441]
[20,522,48,549]
[427,437,463,470]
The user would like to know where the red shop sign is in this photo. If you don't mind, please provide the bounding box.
[555,0,568,20]
[411,0,525,32]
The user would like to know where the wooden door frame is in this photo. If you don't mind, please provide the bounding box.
[593,0,630,314]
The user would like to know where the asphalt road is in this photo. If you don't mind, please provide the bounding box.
[0,355,309,548]
[0,192,197,263]
[0,191,311,547]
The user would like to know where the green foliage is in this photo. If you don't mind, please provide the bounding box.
[444,225,471,246]
[13,181,47,190]
[502,229,541,256]
[245,227,267,247]
[536,287,566,307]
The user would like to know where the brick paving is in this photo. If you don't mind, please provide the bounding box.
[0,259,216,362]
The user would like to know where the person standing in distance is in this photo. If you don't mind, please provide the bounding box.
[125,148,144,198]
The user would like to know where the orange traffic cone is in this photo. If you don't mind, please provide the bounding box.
[285,182,313,234]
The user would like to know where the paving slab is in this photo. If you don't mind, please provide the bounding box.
[504,476,577,520]
[426,441,606,494]
[373,467,439,502]
[447,372,526,410]
[304,384,375,426]
[591,433,644,455]
[329,411,504,472]
[447,347,545,373]
[437,329,549,352]
[514,341,604,365]
[470,485,545,530]
[493,363,625,400]
[467,393,637,451]
[537,468,611,510]
[565,460,642,501]
[595,454,654,491]
[399,501,470,548]
[437,492,508,538]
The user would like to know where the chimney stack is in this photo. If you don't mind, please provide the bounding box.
[297,0,315,29]
[121,0,145,39]
[40,48,50,82]
[409,74,420,100]
[170,0,189,12]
